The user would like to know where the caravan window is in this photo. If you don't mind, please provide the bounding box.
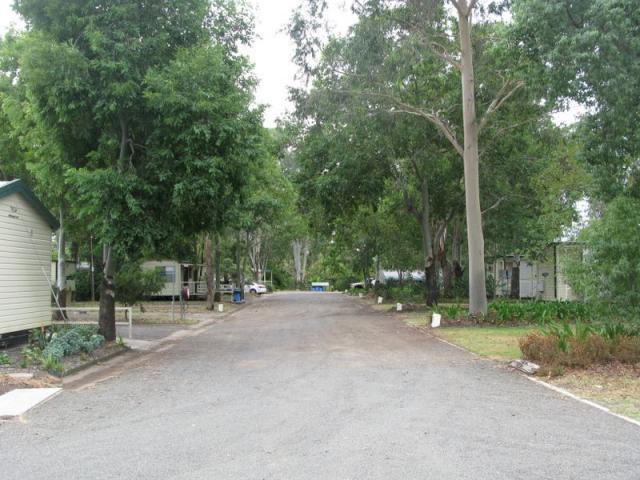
[156,265,176,283]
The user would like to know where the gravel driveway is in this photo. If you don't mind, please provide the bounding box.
[1,292,639,479]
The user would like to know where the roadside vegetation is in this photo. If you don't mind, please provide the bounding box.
[18,325,119,377]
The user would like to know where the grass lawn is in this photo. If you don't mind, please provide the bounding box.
[431,326,536,361]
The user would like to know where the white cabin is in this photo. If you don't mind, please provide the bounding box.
[142,260,207,298]
[0,180,58,336]
[488,243,581,301]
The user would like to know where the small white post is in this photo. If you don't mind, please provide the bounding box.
[396,303,403,312]
[358,293,363,298]
[377,296,383,304]
[128,307,133,339]
[218,303,224,313]
[431,312,441,328]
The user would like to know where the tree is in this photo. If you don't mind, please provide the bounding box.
[7,0,259,338]
[289,1,555,311]
[567,196,640,307]
[512,0,640,202]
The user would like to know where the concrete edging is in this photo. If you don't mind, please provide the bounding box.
[61,346,130,378]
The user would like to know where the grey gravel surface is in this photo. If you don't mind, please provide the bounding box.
[116,323,186,341]
[1,292,639,479]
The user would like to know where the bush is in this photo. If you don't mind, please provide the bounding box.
[519,332,561,365]
[115,262,164,306]
[519,322,640,368]
[29,325,106,369]
[488,300,593,326]
[375,281,424,304]
[0,352,10,365]
[610,336,640,363]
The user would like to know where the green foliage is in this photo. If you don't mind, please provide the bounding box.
[114,262,164,306]
[0,352,10,365]
[375,282,425,304]
[567,196,640,307]
[42,325,105,362]
[21,325,106,374]
[40,356,64,376]
[513,0,640,201]
[489,300,591,326]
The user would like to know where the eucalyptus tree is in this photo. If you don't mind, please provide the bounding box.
[290,0,563,308]
[7,0,260,338]
[290,0,545,313]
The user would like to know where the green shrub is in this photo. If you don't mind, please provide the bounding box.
[115,262,164,306]
[26,325,106,367]
[488,300,595,326]
[21,345,43,367]
[0,352,10,365]
[41,356,64,376]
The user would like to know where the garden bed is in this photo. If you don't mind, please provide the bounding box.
[1,340,128,387]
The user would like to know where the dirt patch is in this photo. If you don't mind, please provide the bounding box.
[549,363,640,420]
[0,374,61,396]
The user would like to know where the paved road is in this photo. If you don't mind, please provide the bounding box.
[1,292,639,479]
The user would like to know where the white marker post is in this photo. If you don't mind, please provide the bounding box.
[377,296,383,304]
[396,303,403,312]
[431,312,442,328]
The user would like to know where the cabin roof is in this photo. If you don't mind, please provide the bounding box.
[0,179,59,229]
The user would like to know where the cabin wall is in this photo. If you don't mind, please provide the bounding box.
[0,192,53,335]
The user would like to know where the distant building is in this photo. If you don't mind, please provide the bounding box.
[487,243,581,301]
[0,179,58,336]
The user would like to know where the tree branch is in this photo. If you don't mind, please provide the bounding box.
[390,106,464,157]
[482,196,507,215]
[478,80,525,133]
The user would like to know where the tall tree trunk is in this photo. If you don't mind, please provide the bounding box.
[457,1,487,315]
[205,234,215,310]
[510,258,520,299]
[301,237,310,285]
[56,209,66,319]
[98,245,116,341]
[292,237,310,289]
[417,177,438,306]
[451,218,464,284]
[440,227,454,297]
[247,230,262,281]
[214,233,222,302]
[292,240,302,288]
[235,229,243,290]
[98,115,128,336]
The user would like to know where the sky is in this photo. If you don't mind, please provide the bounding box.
[0,0,355,128]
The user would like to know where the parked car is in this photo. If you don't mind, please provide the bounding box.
[245,282,267,294]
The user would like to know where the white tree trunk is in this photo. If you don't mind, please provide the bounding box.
[292,237,311,287]
[248,229,263,281]
[56,209,66,295]
[457,0,488,315]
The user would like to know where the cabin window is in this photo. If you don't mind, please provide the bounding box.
[156,266,176,283]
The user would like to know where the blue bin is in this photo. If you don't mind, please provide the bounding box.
[233,288,243,303]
